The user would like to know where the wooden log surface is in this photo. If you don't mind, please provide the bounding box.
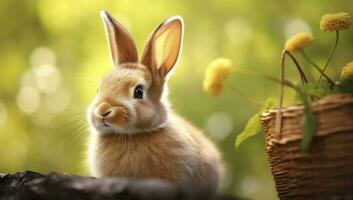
[0,171,241,200]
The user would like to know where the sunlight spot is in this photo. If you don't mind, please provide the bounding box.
[241,176,259,196]
[30,47,56,67]
[224,17,253,45]
[0,102,7,126]
[45,89,71,113]
[284,19,312,39]
[21,70,36,87]
[33,64,62,94]
[17,85,41,114]
[205,112,233,141]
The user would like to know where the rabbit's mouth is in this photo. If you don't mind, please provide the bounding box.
[102,119,110,127]
[93,120,119,134]
[96,118,120,130]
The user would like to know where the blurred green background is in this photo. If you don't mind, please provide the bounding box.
[0,0,352,199]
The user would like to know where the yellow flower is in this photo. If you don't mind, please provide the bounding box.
[341,61,353,79]
[203,58,232,96]
[284,32,313,52]
[320,12,352,32]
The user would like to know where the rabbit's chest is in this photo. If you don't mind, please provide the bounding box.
[91,132,194,181]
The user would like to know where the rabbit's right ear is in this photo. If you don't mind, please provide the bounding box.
[140,16,183,78]
[100,11,138,67]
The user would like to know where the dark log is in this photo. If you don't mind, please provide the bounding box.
[0,171,240,200]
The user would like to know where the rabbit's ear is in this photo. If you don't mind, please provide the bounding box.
[100,11,138,67]
[141,16,183,78]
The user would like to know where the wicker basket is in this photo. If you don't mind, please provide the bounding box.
[261,94,353,199]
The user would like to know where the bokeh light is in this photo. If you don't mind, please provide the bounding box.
[241,176,259,196]
[30,47,56,68]
[284,19,312,39]
[224,17,253,46]
[33,64,62,94]
[16,85,41,114]
[205,112,233,141]
[45,89,71,113]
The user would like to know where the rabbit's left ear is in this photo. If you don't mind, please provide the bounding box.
[141,16,184,78]
[100,11,138,67]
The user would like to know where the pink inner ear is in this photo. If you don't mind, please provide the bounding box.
[155,29,171,69]
[154,19,183,75]
[140,16,183,77]
[163,29,181,73]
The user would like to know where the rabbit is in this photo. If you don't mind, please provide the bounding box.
[87,11,223,193]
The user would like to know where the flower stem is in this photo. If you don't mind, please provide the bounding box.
[274,50,308,139]
[300,50,335,86]
[285,51,308,84]
[275,50,286,140]
[224,82,265,107]
[317,30,339,83]
[263,75,297,89]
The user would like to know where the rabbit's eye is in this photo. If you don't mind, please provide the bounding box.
[133,85,144,99]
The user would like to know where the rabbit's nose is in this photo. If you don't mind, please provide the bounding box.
[94,102,114,119]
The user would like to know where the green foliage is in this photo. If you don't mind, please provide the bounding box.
[293,74,353,151]
[294,75,352,151]
[295,80,331,101]
[235,98,276,149]
[335,74,353,94]
[292,72,353,152]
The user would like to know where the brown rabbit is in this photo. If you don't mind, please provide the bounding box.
[87,11,223,192]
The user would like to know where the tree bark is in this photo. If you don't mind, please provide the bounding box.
[0,171,240,200]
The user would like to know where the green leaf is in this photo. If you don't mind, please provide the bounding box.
[235,98,276,150]
[263,97,276,111]
[300,111,316,151]
[235,112,262,150]
[296,89,317,152]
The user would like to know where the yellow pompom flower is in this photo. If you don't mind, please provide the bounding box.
[320,12,352,32]
[341,61,353,79]
[284,32,313,52]
[203,58,232,96]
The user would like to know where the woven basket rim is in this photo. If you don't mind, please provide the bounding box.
[262,93,353,115]
[261,93,353,144]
